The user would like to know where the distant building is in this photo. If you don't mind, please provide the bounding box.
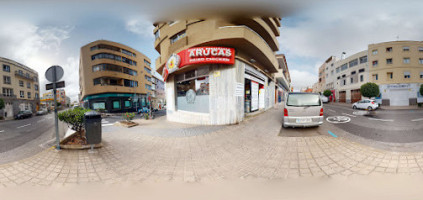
[79,40,152,112]
[0,57,40,119]
[275,54,291,103]
[151,75,165,110]
[41,89,66,108]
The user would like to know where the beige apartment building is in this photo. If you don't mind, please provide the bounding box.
[369,41,423,106]
[154,17,282,125]
[79,40,153,112]
[0,57,40,119]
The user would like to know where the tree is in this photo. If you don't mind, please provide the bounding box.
[0,98,4,110]
[420,84,423,96]
[58,107,91,132]
[323,90,332,97]
[360,82,380,98]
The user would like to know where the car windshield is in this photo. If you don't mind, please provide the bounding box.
[287,94,321,106]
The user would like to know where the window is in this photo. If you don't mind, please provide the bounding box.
[419,58,423,64]
[404,71,410,79]
[27,92,31,99]
[124,79,138,87]
[351,71,356,75]
[373,74,378,81]
[175,66,210,113]
[121,49,136,57]
[27,82,31,89]
[112,101,121,109]
[372,60,378,66]
[145,84,151,90]
[420,72,423,79]
[92,102,106,110]
[34,84,38,90]
[35,93,39,99]
[341,63,348,71]
[342,74,346,78]
[2,64,10,72]
[359,68,365,73]
[170,30,186,44]
[337,76,340,80]
[386,47,392,52]
[403,58,410,64]
[145,75,152,82]
[19,80,24,87]
[93,78,101,85]
[350,77,353,84]
[91,53,136,66]
[372,50,378,55]
[403,46,410,51]
[336,67,340,73]
[2,88,13,96]
[331,70,334,75]
[123,67,137,76]
[20,91,24,98]
[3,76,11,84]
[386,58,393,64]
[144,67,151,74]
[419,47,423,52]
[349,59,358,68]
[360,75,364,82]
[154,30,160,40]
[124,101,131,108]
[359,56,367,64]
[144,59,151,67]
[343,79,346,85]
[387,72,393,79]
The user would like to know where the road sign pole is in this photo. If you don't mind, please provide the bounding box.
[53,67,60,150]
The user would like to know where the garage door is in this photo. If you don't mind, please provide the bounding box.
[339,91,346,103]
[351,89,361,103]
[390,89,409,106]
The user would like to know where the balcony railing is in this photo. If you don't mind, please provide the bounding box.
[15,71,37,81]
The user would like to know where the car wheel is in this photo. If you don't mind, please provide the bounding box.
[353,105,357,110]
[367,106,373,111]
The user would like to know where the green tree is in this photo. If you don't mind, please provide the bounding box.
[420,84,423,96]
[360,82,380,98]
[0,98,4,110]
[58,107,91,132]
[323,90,332,97]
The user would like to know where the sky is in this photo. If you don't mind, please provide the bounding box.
[0,0,422,101]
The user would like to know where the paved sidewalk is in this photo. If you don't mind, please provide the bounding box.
[0,107,423,187]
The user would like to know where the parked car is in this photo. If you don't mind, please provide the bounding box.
[283,92,324,128]
[320,95,329,103]
[36,109,48,116]
[352,99,379,110]
[15,110,33,119]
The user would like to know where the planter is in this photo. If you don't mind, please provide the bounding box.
[59,129,102,150]
[117,120,139,128]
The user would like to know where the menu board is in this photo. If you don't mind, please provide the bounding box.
[251,81,259,111]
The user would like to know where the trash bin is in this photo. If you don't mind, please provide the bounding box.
[84,111,102,144]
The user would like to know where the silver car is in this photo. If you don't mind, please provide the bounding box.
[283,92,324,128]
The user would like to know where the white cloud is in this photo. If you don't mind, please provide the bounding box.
[289,69,318,91]
[125,18,155,39]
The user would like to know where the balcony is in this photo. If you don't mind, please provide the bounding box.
[0,94,17,99]
[15,71,36,81]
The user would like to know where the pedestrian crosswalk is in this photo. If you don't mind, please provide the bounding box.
[101,119,114,127]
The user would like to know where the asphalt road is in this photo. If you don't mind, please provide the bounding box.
[323,104,423,143]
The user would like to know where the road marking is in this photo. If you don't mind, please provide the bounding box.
[328,131,338,138]
[342,113,356,117]
[37,119,46,123]
[102,123,114,127]
[368,118,394,122]
[411,118,423,122]
[326,116,351,124]
[0,130,4,133]
[328,109,336,113]
[17,124,31,129]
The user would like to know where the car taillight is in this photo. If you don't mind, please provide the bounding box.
[371,101,375,104]
[320,108,324,116]
[284,108,288,116]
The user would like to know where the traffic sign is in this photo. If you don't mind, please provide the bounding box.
[45,65,64,82]
[46,81,65,90]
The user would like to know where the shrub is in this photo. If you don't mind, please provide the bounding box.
[58,107,91,132]
[420,84,423,96]
[360,82,380,98]
[0,98,4,110]
[323,90,332,97]
[122,112,135,121]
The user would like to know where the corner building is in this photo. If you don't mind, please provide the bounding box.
[79,40,153,112]
[154,17,281,125]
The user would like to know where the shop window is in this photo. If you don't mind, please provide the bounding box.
[176,66,210,113]
[124,101,131,108]
[112,101,121,109]
[92,102,106,110]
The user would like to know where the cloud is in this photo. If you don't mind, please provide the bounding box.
[125,18,155,39]
[289,69,318,91]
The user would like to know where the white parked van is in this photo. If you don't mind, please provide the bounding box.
[283,92,324,128]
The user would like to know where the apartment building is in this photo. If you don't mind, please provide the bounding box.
[79,40,152,112]
[275,54,291,103]
[369,41,423,106]
[151,75,165,110]
[154,17,282,125]
[0,57,40,119]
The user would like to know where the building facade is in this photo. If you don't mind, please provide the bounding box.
[0,57,40,119]
[154,17,282,125]
[368,41,423,106]
[275,54,291,104]
[151,75,166,110]
[79,40,153,112]
[40,89,67,109]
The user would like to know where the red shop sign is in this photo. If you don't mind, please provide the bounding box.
[162,46,235,81]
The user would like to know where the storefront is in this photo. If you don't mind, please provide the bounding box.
[82,93,148,113]
[163,46,275,125]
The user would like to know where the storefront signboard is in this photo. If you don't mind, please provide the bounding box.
[251,81,259,111]
[163,46,235,81]
[387,84,411,89]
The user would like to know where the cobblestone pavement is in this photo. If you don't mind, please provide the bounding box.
[1,107,423,187]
